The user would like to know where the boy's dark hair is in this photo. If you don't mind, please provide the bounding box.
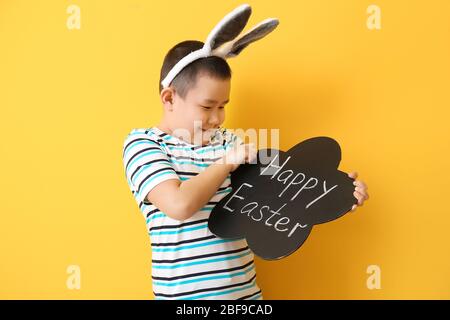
[159,40,232,99]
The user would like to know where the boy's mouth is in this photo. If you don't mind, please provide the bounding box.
[201,128,219,140]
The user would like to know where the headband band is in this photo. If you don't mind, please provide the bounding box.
[161,4,279,89]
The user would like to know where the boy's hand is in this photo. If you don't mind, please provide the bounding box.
[348,171,369,211]
[221,142,257,172]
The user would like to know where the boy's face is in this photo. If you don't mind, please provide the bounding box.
[169,74,230,145]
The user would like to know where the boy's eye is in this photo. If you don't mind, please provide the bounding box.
[199,105,225,110]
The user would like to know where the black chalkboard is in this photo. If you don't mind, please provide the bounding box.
[208,137,358,260]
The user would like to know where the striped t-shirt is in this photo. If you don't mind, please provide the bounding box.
[122,126,263,300]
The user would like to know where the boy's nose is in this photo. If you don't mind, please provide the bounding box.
[208,115,221,127]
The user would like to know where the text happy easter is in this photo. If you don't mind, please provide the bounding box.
[222,154,339,238]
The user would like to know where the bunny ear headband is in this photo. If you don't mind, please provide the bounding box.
[161,3,279,89]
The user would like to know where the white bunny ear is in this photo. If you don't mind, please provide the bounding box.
[204,4,252,51]
[161,4,279,89]
[217,18,279,58]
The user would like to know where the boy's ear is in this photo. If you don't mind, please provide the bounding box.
[160,87,175,110]
[225,18,279,58]
[205,4,252,51]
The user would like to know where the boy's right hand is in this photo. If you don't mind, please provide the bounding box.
[221,142,257,172]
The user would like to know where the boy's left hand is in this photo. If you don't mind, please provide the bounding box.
[348,172,369,211]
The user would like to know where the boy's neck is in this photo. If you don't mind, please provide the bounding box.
[156,122,213,147]
[155,122,196,145]
[155,122,172,135]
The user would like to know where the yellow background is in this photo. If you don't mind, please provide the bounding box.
[1,0,449,299]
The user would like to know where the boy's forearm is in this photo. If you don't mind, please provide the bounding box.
[177,160,233,219]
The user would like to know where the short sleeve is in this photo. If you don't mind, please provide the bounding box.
[122,131,180,204]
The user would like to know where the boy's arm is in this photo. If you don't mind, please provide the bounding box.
[147,143,256,221]
[147,161,232,221]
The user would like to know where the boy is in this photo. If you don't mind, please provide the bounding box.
[123,40,261,300]
[123,5,368,299]
[122,6,368,300]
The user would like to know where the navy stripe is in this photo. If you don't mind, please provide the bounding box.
[151,235,217,247]
[154,274,257,298]
[152,246,249,264]
[135,167,177,193]
[152,260,254,281]
[125,146,162,170]
[167,154,221,162]
[176,171,199,176]
[130,159,171,183]
[151,130,222,150]
[237,289,262,300]
[123,137,161,157]
[149,219,209,231]
[145,208,160,218]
